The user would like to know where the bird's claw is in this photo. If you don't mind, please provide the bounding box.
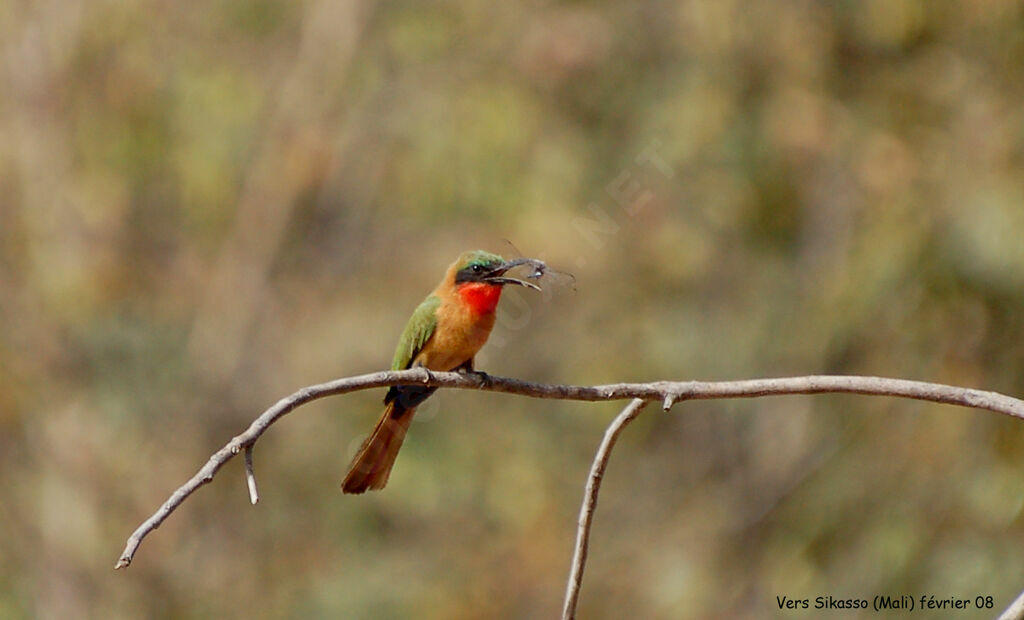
[470,370,492,387]
[419,367,436,384]
[456,365,492,387]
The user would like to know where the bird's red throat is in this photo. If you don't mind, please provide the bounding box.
[457,282,503,315]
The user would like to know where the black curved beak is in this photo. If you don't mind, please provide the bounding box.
[483,260,542,291]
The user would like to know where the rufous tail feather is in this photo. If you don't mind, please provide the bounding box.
[342,401,415,494]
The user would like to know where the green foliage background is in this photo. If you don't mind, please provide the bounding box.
[3,1,1024,617]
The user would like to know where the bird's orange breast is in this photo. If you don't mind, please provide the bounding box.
[414,283,500,370]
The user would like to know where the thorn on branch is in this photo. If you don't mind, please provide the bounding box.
[244,445,259,505]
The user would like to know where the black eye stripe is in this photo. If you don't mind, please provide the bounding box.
[455,261,501,284]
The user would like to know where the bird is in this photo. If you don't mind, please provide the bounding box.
[342,250,540,494]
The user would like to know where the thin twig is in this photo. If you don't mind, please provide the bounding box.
[244,445,259,505]
[999,589,1024,620]
[562,398,646,620]
[115,369,1024,569]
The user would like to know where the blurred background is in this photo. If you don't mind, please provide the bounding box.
[3,0,1024,617]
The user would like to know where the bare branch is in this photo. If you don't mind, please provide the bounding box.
[115,369,1024,569]
[562,398,646,620]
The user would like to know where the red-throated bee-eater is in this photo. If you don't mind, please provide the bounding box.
[342,250,540,494]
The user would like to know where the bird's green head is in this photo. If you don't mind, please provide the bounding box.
[452,250,540,290]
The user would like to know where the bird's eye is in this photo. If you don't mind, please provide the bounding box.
[472,264,484,272]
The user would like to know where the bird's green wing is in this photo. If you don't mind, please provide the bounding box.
[391,294,440,370]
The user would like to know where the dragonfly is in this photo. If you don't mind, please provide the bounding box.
[499,240,577,294]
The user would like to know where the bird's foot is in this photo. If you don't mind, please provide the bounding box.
[461,369,492,387]
[418,367,436,384]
